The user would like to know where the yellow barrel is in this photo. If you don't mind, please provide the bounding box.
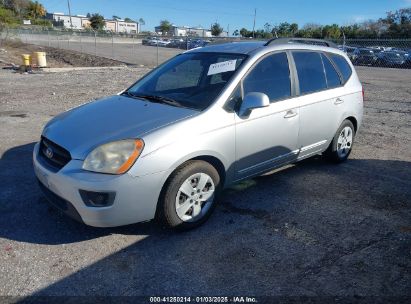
[33,52,47,67]
[21,54,31,66]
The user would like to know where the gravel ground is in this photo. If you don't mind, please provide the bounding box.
[0,66,410,300]
[15,33,182,67]
[0,40,126,68]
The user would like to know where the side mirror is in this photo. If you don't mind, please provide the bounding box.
[239,92,270,117]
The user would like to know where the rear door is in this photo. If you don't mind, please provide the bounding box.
[291,51,343,159]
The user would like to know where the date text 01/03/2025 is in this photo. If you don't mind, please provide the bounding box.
[149,296,258,303]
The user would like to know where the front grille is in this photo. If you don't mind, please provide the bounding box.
[38,136,71,171]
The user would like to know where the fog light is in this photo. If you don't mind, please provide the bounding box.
[79,190,116,207]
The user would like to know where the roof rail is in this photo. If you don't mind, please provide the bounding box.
[264,38,338,48]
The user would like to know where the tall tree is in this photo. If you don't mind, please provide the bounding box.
[159,19,171,35]
[240,27,251,37]
[322,24,341,39]
[211,22,223,36]
[264,22,272,33]
[112,15,121,20]
[4,0,30,16]
[289,23,298,35]
[138,17,145,31]
[26,0,45,19]
[89,13,105,30]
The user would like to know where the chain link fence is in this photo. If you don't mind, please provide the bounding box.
[1,27,411,69]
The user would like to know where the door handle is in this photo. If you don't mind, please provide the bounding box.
[334,97,344,105]
[284,109,298,118]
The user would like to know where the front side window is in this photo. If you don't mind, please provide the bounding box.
[293,51,327,95]
[126,52,247,110]
[243,52,291,102]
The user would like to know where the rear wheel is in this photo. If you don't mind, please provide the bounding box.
[325,120,355,163]
[157,160,221,230]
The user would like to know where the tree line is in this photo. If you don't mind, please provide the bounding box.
[233,8,411,39]
[0,0,50,28]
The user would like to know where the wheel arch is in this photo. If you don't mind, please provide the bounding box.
[162,153,227,192]
[155,153,228,220]
[345,116,358,132]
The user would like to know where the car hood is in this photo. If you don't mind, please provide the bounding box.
[42,95,198,160]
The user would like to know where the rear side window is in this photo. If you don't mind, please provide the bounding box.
[293,51,327,95]
[329,54,352,83]
[243,52,291,102]
[321,54,341,88]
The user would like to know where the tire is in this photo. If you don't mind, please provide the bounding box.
[325,120,355,163]
[157,160,221,230]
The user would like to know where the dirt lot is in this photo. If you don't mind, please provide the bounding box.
[0,66,410,301]
[0,40,125,68]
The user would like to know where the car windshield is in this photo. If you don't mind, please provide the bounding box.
[125,52,247,110]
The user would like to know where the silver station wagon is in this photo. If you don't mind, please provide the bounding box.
[33,38,363,230]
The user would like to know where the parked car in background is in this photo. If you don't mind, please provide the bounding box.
[157,39,171,47]
[404,50,411,67]
[33,38,363,230]
[168,38,185,48]
[394,49,410,66]
[353,48,379,65]
[142,36,161,46]
[189,39,210,49]
[142,37,150,45]
[342,46,358,62]
[148,37,161,46]
[376,51,406,67]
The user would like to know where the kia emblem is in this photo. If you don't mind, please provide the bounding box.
[45,147,54,159]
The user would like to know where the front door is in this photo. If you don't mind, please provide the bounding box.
[234,52,299,180]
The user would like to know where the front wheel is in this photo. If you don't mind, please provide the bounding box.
[157,160,221,230]
[325,120,355,163]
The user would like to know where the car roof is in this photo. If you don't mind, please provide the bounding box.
[187,41,347,57]
[188,41,266,54]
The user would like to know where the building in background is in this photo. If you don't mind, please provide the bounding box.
[46,13,139,33]
[105,19,139,34]
[155,25,214,37]
[81,18,91,28]
[104,20,117,32]
[46,13,83,29]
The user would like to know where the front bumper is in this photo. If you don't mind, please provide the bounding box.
[33,143,165,227]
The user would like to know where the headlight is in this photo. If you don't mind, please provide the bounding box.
[82,139,144,174]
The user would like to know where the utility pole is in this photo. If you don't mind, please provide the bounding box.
[252,8,256,39]
[67,0,73,29]
[342,31,346,51]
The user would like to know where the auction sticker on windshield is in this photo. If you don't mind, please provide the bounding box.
[207,60,237,76]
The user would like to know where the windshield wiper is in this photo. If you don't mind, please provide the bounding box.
[122,92,183,108]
